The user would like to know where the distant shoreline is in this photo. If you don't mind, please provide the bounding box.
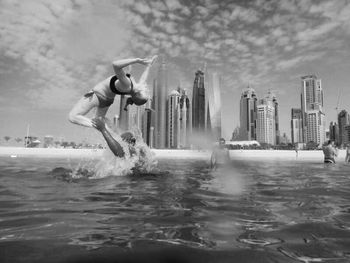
[0,146,346,162]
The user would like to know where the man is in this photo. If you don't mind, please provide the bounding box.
[322,140,338,164]
[345,143,350,163]
[91,117,137,158]
[210,138,230,170]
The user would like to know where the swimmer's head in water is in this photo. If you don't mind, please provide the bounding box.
[121,132,136,145]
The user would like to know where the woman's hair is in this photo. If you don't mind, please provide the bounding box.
[124,85,150,111]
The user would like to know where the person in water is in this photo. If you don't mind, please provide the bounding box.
[91,117,137,158]
[345,143,350,163]
[69,56,158,128]
[210,138,230,170]
[322,140,338,164]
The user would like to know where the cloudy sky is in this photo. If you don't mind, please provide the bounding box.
[0,0,350,144]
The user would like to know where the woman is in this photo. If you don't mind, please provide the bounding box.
[68,55,157,128]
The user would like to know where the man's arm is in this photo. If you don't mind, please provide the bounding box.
[92,118,125,158]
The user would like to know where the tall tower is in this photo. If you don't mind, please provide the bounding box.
[192,70,205,132]
[118,95,129,131]
[207,72,222,140]
[179,88,191,148]
[329,121,339,145]
[266,90,280,144]
[301,75,325,145]
[239,86,257,140]
[338,110,350,146]
[141,98,153,146]
[167,90,181,148]
[272,95,280,144]
[291,108,303,144]
[153,56,168,149]
[256,98,275,145]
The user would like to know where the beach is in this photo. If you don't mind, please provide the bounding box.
[0,146,347,162]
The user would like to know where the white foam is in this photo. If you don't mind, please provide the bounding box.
[92,130,157,178]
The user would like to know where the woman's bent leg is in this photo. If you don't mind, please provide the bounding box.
[68,93,99,127]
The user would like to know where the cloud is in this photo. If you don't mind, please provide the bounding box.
[275,52,326,71]
[1,0,350,113]
[0,0,131,109]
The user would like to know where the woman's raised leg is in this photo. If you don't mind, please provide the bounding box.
[68,93,99,127]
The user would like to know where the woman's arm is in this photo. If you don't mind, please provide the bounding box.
[138,55,158,84]
[92,118,125,158]
[112,57,155,72]
[112,58,141,71]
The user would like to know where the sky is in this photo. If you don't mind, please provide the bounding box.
[0,0,350,145]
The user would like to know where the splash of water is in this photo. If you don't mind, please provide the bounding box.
[92,128,157,179]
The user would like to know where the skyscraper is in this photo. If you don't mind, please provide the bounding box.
[256,98,275,145]
[301,75,325,145]
[239,86,257,140]
[167,90,181,148]
[119,100,145,133]
[141,98,153,146]
[266,90,280,144]
[329,121,339,145]
[118,95,129,131]
[338,110,350,146]
[153,56,168,149]
[192,70,205,132]
[344,125,350,145]
[306,110,325,144]
[179,88,191,148]
[206,72,222,139]
[291,108,303,144]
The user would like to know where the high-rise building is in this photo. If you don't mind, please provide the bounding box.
[266,91,280,144]
[239,86,257,140]
[118,95,129,131]
[280,133,290,145]
[301,75,325,145]
[153,56,168,149]
[256,98,275,145]
[344,125,350,145]
[338,110,350,147]
[119,100,146,135]
[329,121,339,145]
[179,88,191,148]
[206,72,222,140]
[231,126,240,141]
[141,99,153,146]
[291,108,303,144]
[167,90,181,148]
[306,110,325,145]
[192,70,206,132]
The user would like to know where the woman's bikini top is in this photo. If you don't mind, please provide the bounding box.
[109,74,134,95]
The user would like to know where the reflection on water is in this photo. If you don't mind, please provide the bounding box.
[0,158,350,262]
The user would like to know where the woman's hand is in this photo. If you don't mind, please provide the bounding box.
[139,55,158,66]
[91,117,106,132]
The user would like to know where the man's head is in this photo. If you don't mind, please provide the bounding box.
[121,132,136,145]
[219,138,225,146]
[327,140,334,146]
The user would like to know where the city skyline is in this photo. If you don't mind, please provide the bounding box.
[1,0,350,144]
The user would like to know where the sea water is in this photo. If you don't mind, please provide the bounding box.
[0,157,349,263]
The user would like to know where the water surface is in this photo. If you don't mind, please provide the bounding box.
[0,157,349,262]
